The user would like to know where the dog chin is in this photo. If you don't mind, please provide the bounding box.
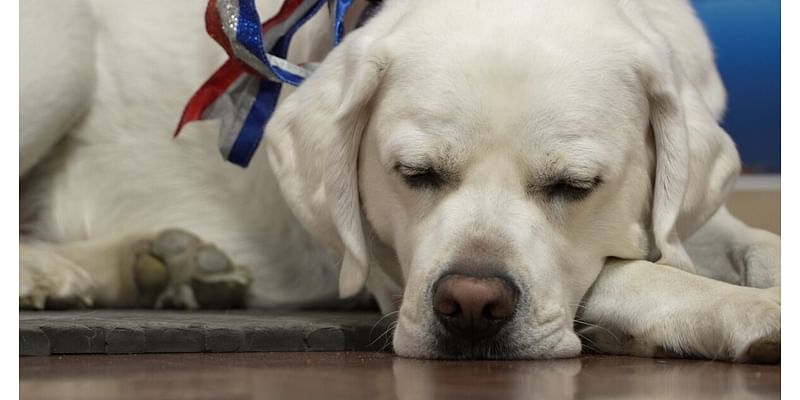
[393,322,583,360]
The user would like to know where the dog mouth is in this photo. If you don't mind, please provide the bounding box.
[393,309,580,360]
[432,331,521,360]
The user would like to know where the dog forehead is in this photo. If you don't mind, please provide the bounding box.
[375,3,646,122]
[380,0,647,85]
[366,0,648,169]
[371,60,642,170]
[385,0,643,58]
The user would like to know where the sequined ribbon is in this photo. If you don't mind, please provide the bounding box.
[175,0,354,167]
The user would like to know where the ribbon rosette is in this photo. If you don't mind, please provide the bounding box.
[175,0,354,167]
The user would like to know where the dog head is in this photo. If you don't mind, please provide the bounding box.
[267,0,739,359]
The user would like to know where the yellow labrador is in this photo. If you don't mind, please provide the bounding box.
[20,0,779,362]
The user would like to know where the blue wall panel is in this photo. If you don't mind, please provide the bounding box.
[692,0,780,172]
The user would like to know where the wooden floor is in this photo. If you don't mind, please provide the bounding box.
[20,352,779,399]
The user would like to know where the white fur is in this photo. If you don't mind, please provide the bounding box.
[20,0,780,361]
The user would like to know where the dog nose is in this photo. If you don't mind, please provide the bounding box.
[432,274,518,339]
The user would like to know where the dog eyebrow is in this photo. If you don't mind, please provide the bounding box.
[392,158,459,179]
[387,142,460,173]
[393,161,431,173]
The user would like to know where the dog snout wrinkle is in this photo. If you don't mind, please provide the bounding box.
[433,274,517,340]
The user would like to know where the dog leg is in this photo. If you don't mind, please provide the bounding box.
[684,206,780,288]
[577,259,780,363]
[20,229,252,309]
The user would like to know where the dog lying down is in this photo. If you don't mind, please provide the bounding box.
[20,0,780,362]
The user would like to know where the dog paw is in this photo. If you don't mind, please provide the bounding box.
[20,245,95,310]
[725,287,780,364]
[577,286,780,364]
[132,229,252,309]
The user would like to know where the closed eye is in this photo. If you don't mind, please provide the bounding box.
[531,176,602,202]
[394,163,447,190]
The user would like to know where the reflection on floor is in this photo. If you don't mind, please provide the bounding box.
[20,352,779,400]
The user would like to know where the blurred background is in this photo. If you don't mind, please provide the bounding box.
[693,0,780,173]
[692,0,780,233]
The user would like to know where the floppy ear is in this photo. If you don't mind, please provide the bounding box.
[265,30,389,298]
[621,2,741,271]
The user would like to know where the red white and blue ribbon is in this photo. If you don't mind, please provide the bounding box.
[175,0,354,167]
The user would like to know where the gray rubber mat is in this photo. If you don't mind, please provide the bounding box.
[19,310,392,356]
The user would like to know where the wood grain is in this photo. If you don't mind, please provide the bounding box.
[20,353,779,400]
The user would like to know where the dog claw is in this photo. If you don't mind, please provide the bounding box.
[19,293,46,310]
[79,295,94,307]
